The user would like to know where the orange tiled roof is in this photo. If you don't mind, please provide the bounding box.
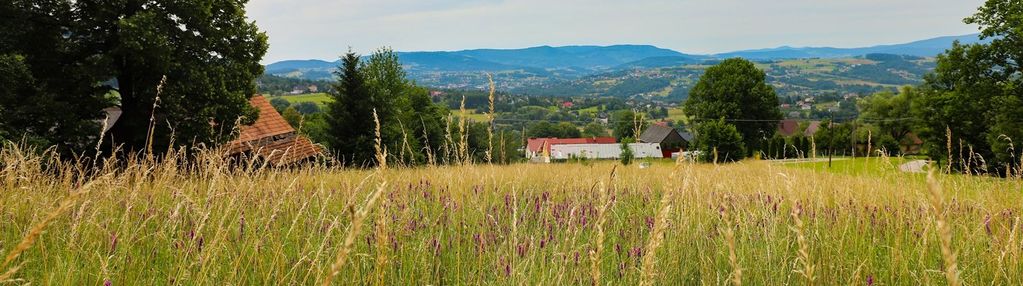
[226,95,322,164]
[233,95,295,144]
[252,136,323,165]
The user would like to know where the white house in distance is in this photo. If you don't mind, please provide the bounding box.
[550,143,662,160]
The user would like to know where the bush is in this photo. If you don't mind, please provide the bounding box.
[293,102,321,114]
[695,119,746,162]
[620,137,635,165]
[269,97,291,113]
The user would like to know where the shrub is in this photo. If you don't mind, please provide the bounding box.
[695,119,746,162]
[620,137,635,165]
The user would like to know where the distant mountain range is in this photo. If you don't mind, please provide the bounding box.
[715,34,990,60]
[265,33,986,81]
[265,44,702,79]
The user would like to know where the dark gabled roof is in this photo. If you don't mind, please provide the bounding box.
[639,124,684,143]
[679,131,694,142]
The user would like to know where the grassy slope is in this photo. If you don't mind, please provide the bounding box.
[1,149,1021,285]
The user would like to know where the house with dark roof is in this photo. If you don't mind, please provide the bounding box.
[225,95,322,165]
[638,124,690,158]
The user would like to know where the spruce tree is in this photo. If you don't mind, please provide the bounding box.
[327,52,377,167]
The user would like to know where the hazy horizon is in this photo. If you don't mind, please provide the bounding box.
[248,0,984,63]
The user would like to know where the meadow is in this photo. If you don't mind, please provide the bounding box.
[0,146,1021,285]
[270,93,333,108]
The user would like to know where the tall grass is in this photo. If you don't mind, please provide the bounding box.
[0,142,1021,284]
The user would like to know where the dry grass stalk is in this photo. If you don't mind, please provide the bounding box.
[632,110,644,140]
[926,170,960,286]
[458,95,469,165]
[398,119,413,166]
[373,204,389,286]
[499,131,507,164]
[373,109,387,170]
[443,114,454,164]
[94,113,109,164]
[958,139,965,174]
[145,75,168,157]
[421,118,436,166]
[589,181,610,285]
[639,161,688,286]
[713,147,719,165]
[0,178,100,280]
[722,206,741,286]
[967,145,975,175]
[946,126,953,174]
[994,216,1020,283]
[486,73,496,164]
[866,129,872,160]
[790,201,815,285]
[322,180,387,286]
[810,135,816,160]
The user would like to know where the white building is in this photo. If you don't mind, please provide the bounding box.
[550,143,662,160]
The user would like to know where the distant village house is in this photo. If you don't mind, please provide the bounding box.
[638,123,692,158]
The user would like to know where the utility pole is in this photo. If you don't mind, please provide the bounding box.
[828,112,835,168]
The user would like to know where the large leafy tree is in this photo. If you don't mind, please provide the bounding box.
[685,58,782,153]
[857,87,918,141]
[79,0,269,152]
[0,1,111,151]
[405,86,448,165]
[914,0,1022,174]
[611,110,647,140]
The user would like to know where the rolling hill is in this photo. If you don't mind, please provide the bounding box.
[261,34,980,99]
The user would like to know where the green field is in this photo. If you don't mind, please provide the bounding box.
[270,93,333,108]
[452,110,492,122]
[667,107,687,123]
[778,156,919,176]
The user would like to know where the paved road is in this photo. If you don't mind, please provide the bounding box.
[771,158,850,164]
[899,160,929,173]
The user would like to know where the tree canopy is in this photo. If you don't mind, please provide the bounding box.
[857,87,917,141]
[327,49,451,167]
[913,0,1023,175]
[611,110,647,141]
[685,58,782,153]
[1,0,268,154]
[1,1,112,151]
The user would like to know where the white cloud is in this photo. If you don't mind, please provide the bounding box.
[247,0,984,63]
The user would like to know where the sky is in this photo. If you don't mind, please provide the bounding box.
[247,0,985,63]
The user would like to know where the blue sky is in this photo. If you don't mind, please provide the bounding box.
[247,0,985,63]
